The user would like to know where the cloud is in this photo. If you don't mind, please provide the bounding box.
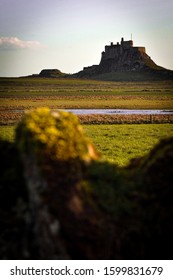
[0,37,45,50]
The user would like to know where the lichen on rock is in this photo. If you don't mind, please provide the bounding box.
[15,107,101,259]
[16,107,99,162]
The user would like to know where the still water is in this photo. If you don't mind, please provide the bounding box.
[66,109,173,115]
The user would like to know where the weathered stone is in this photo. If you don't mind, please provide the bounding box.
[16,108,100,259]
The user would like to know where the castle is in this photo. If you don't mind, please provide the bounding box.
[79,37,159,76]
[99,37,153,71]
[101,37,145,61]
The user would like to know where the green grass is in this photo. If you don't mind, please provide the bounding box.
[84,123,173,166]
[1,78,173,110]
[1,123,173,166]
[1,97,172,109]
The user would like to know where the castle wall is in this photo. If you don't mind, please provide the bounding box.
[101,39,146,62]
[103,44,123,60]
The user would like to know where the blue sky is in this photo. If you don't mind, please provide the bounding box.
[0,0,173,77]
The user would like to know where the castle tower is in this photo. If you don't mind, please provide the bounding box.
[121,37,133,48]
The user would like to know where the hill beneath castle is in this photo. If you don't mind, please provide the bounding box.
[72,37,173,81]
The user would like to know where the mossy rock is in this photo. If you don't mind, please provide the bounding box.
[16,107,98,162]
[15,108,102,259]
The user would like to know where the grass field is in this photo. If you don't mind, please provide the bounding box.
[1,97,172,110]
[1,78,173,110]
[1,77,173,125]
[84,123,173,165]
[1,123,173,166]
[1,78,173,165]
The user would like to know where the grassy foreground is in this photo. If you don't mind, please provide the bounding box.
[1,123,173,166]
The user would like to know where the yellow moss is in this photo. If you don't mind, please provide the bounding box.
[16,107,99,162]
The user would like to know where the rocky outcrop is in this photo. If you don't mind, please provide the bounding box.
[39,69,66,78]
[1,107,173,259]
[73,38,173,80]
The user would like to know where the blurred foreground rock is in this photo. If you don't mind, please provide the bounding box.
[0,108,173,259]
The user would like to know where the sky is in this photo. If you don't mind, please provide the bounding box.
[0,0,173,77]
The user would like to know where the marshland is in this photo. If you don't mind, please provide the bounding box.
[1,77,173,165]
